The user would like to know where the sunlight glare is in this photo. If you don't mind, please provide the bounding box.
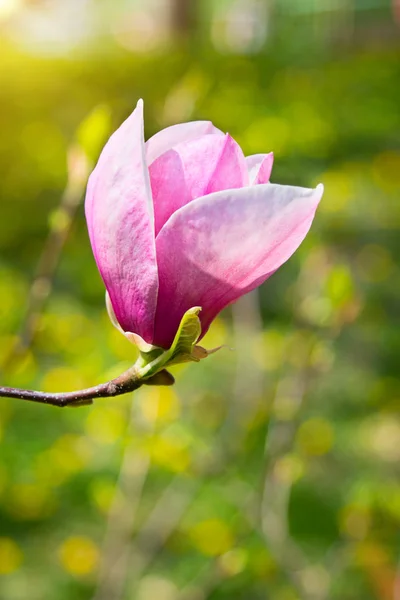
[0,0,21,21]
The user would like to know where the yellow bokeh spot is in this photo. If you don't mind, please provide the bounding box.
[107,324,138,362]
[90,479,115,514]
[138,387,180,425]
[39,312,94,355]
[48,207,70,234]
[149,435,190,473]
[218,548,247,576]
[299,295,332,327]
[339,504,370,540]
[51,434,92,472]
[245,116,290,157]
[58,536,99,577]
[364,416,400,462]
[7,483,55,520]
[41,367,86,393]
[377,484,400,520]
[35,434,93,486]
[319,170,353,213]
[273,395,301,421]
[77,104,111,162]
[286,330,314,368]
[326,265,354,306]
[296,418,334,456]
[201,317,228,350]
[137,575,178,600]
[354,541,388,568]
[0,338,36,386]
[250,549,276,579]
[274,454,305,483]
[298,565,330,598]
[190,519,234,556]
[85,407,126,445]
[0,538,23,575]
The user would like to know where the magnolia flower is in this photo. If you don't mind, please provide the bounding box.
[85,100,323,354]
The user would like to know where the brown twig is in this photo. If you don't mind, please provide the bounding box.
[0,368,174,408]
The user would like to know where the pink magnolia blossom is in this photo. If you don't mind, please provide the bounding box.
[85,100,323,350]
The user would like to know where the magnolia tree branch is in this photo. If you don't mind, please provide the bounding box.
[0,368,174,408]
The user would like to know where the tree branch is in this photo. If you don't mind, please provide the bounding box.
[0,368,174,408]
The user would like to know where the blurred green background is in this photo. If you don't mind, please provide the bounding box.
[0,1,399,599]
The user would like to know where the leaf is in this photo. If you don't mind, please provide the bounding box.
[131,307,224,383]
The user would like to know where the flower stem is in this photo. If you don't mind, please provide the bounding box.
[0,367,174,408]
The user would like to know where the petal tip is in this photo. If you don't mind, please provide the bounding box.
[315,183,324,199]
[136,99,144,124]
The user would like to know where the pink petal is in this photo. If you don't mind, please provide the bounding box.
[153,183,323,348]
[179,133,249,198]
[146,120,223,166]
[246,153,274,184]
[149,133,248,235]
[85,99,158,342]
[149,148,192,237]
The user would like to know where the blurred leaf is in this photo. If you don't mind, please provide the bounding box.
[76,105,112,163]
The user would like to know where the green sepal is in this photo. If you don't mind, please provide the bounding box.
[134,307,220,381]
[165,306,202,366]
